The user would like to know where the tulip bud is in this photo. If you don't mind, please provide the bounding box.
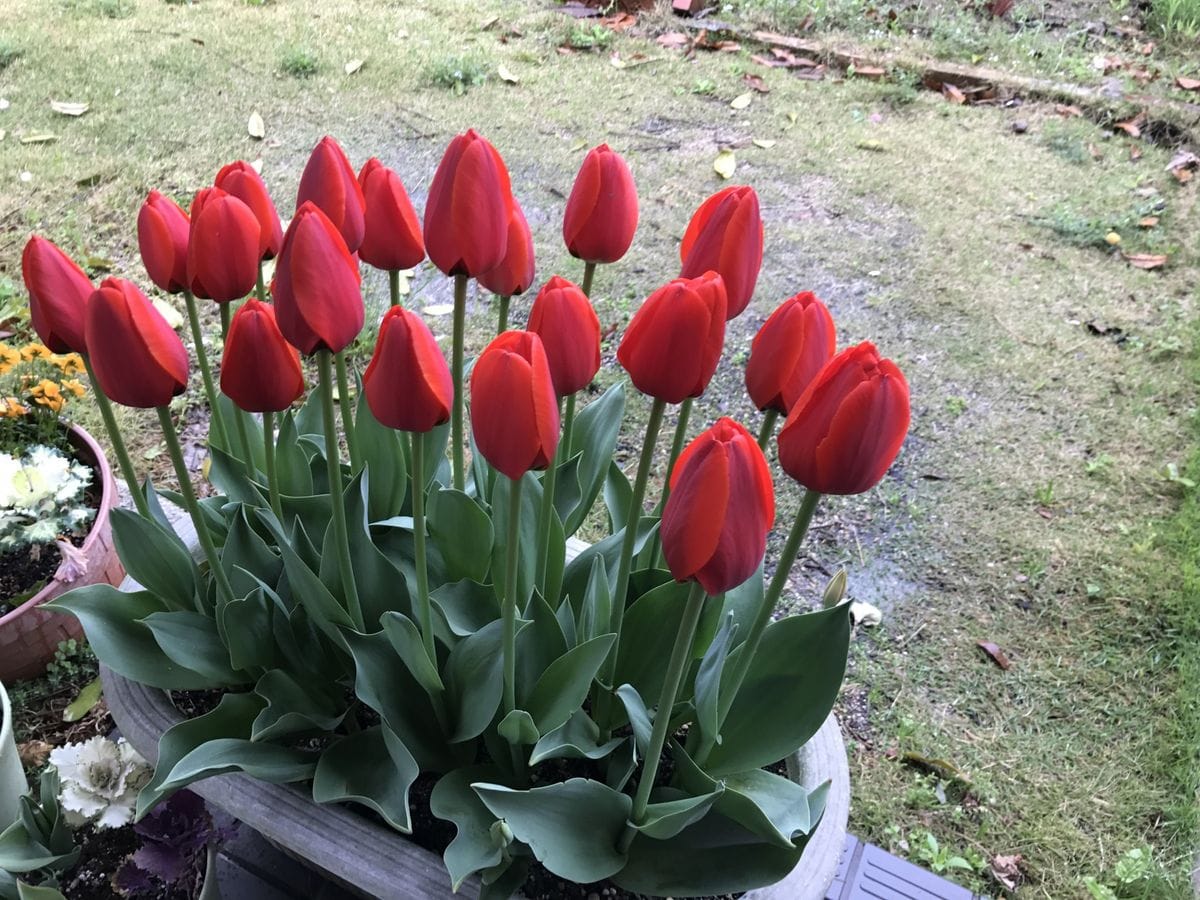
[296,136,366,252]
[527,275,600,398]
[822,569,848,609]
[679,186,764,320]
[186,188,262,303]
[616,272,727,404]
[220,299,304,413]
[478,200,535,298]
[562,144,638,264]
[21,236,92,354]
[363,307,452,433]
[777,341,910,495]
[661,417,774,595]
[215,161,284,260]
[272,202,364,355]
[424,129,514,278]
[745,292,837,414]
[85,278,188,408]
[137,191,191,294]
[357,158,425,273]
[470,331,559,481]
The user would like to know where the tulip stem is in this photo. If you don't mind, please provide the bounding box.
[181,290,230,453]
[334,351,362,471]
[648,397,692,563]
[220,303,232,342]
[451,274,468,491]
[690,489,822,767]
[581,261,596,298]
[756,409,780,451]
[155,405,234,607]
[318,350,363,630]
[496,294,511,334]
[501,474,528,780]
[595,396,667,739]
[534,431,560,597]
[262,410,283,522]
[82,355,149,519]
[620,580,707,852]
[561,392,577,461]
[388,269,402,307]
[255,265,268,304]
[232,406,255,474]
[410,431,436,668]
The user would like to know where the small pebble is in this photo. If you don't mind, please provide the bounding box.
[1011,119,1028,134]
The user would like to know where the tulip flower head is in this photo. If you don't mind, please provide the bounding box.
[661,417,774,595]
[562,144,638,264]
[470,331,559,481]
[679,186,764,320]
[745,291,837,414]
[271,202,364,356]
[84,278,189,409]
[137,191,191,295]
[296,136,367,253]
[363,307,453,433]
[424,129,514,278]
[528,275,601,398]
[777,341,910,495]
[21,236,92,354]
[478,201,536,298]
[617,272,727,404]
[357,158,425,273]
[186,188,262,303]
[215,161,284,260]
[220,299,304,413]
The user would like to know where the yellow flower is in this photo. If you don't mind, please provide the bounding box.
[0,346,19,375]
[20,343,52,362]
[52,353,85,375]
[0,397,28,418]
[61,379,86,398]
[30,379,62,401]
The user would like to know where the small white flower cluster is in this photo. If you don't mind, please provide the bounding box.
[0,444,94,552]
[48,736,152,829]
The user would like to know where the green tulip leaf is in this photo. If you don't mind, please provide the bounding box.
[614,684,652,759]
[61,677,102,723]
[220,507,283,597]
[355,395,408,522]
[428,487,494,583]
[208,444,267,508]
[256,510,355,643]
[431,579,500,637]
[342,470,411,627]
[605,735,637,792]
[635,786,725,840]
[555,383,624,537]
[515,590,568,702]
[313,724,418,833]
[603,458,633,534]
[490,474,541,611]
[497,709,539,746]
[577,556,611,645]
[219,585,277,672]
[525,634,615,735]
[529,710,623,766]
[613,579,692,703]
[694,612,738,746]
[271,412,314,498]
[251,669,345,742]
[429,766,507,891]
[110,507,198,611]
[446,619,519,742]
[142,611,247,685]
[380,611,443,692]
[17,882,69,900]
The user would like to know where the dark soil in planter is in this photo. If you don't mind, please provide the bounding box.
[0,533,85,616]
[57,823,197,900]
[9,640,109,748]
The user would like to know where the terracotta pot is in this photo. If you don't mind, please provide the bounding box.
[0,425,125,682]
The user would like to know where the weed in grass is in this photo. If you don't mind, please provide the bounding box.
[279,45,320,79]
[0,41,21,72]
[691,78,718,96]
[61,0,134,17]
[1041,123,1092,165]
[566,24,613,52]
[1147,0,1200,39]
[944,396,968,418]
[428,55,487,95]
[1086,453,1115,475]
[1034,480,1055,506]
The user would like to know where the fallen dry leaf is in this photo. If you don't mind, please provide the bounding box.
[990,854,1024,891]
[743,73,770,93]
[1055,103,1084,117]
[856,138,887,152]
[1123,252,1168,269]
[770,48,819,68]
[247,111,265,139]
[942,83,966,105]
[713,149,736,179]
[656,32,691,50]
[478,14,500,30]
[1130,144,1143,161]
[1114,112,1146,138]
[1138,216,1159,228]
[344,58,364,75]
[424,303,454,316]
[730,92,753,110]
[50,100,89,117]
[19,132,57,144]
[751,54,782,68]
[18,740,52,769]
[752,138,776,149]
[1176,76,1200,91]
[900,751,967,782]
[497,64,519,84]
[599,12,637,31]
[1167,150,1199,175]
[977,640,1012,670]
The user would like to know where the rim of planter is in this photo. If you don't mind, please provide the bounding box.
[0,424,123,682]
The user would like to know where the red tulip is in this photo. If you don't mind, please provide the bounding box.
[661,417,774,595]
[215,161,284,260]
[357,158,425,272]
[679,186,763,320]
[186,188,261,303]
[84,278,188,408]
[527,275,600,397]
[745,292,837,414]
[562,144,638,264]
[21,236,92,354]
[777,342,910,495]
[478,200,535,298]
[470,331,559,481]
[220,299,304,413]
[616,272,727,404]
[271,202,364,355]
[296,136,366,252]
[137,191,190,294]
[424,129,514,278]
[363,307,452,432]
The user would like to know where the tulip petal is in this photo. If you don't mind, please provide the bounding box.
[662,441,729,585]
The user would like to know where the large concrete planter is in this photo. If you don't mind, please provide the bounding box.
[102,667,849,900]
[0,425,125,682]
[0,680,28,829]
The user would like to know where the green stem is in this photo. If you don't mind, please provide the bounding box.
[255,264,268,303]
[334,351,362,471]
[451,274,468,491]
[232,406,255,473]
[497,294,511,334]
[182,290,229,451]
[756,409,781,451]
[581,261,596,298]
[82,355,149,518]
[155,406,234,606]
[502,474,528,781]
[561,392,577,461]
[262,410,283,522]
[388,269,402,307]
[220,303,232,341]
[619,581,707,852]
[411,432,436,666]
[649,397,692,562]
[595,396,667,738]
[534,401,563,596]
[691,489,822,766]
[318,350,363,629]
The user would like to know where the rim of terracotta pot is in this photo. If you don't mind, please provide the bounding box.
[0,423,118,627]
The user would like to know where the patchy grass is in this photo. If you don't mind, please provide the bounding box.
[1,1,1198,897]
[279,44,320,79]
[1148,0,1200,39]
[427,55,489,95]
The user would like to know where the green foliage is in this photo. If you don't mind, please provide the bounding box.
[0,42,21,74]
[427,56,487,95]
[0,769,80,899]
[1147,0,1200,38]
[279,45,320,78]
[565,24,614,51]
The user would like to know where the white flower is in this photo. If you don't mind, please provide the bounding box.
[50,737,153,829]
